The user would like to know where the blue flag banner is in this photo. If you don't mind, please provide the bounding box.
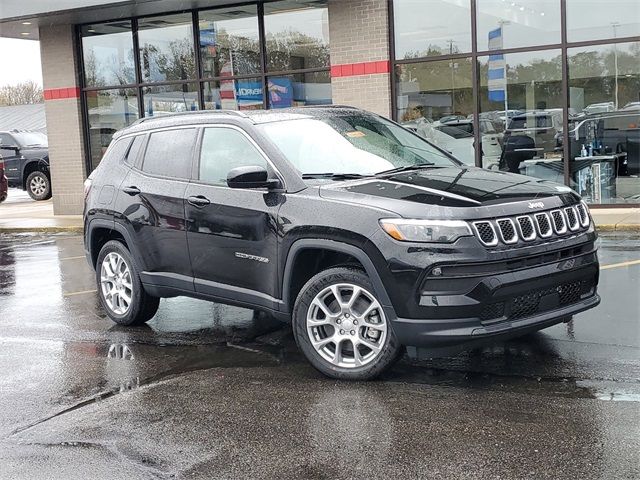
[487,27,506,103]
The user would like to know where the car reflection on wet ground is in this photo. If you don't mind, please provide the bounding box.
[0,233,638,479]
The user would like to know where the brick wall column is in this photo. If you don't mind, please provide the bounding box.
[328,0,392,117]
[39,24,86,215]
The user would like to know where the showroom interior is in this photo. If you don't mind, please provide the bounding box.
[0,0,638,212]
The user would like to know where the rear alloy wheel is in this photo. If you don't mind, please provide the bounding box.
[293,267,402,380]
[26,171,51,201]
[96,240,159,326]
[100,252,133,315]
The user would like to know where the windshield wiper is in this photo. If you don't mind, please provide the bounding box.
[302,173,372,180]
[375,163,442,176]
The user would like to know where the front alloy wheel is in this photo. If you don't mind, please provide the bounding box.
[293,267,402,380]
[307,283,387,368]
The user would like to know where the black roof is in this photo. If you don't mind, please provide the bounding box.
[114,105,363,139]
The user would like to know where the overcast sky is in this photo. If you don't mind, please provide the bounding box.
[0,38,42,87]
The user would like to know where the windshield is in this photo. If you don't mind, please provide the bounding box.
[258,114,458,177]
[13,132,48,147]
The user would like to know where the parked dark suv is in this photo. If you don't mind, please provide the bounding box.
[0,130,51,200]
[84,107,600,380]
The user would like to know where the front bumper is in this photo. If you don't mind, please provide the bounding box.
[390,252,599,348]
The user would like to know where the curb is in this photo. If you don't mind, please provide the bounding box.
[596,224,640,232]
[0,226,83,234]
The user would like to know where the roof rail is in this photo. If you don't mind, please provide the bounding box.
[129,109,249,127]
[293,104,358,110]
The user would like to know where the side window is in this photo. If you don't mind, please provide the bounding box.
[199,127,268,186]
[100,137,132,167]
[124,135,146,166]
[142,128,196,179]
[0,133,14,146]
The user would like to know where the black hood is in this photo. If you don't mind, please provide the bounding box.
[318,167,578,218]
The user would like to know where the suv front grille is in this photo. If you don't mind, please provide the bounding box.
[471,204,590,248]
[473,221,498,246]
[551,210,567,234]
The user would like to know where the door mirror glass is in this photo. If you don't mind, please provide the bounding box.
[227,166,279,189]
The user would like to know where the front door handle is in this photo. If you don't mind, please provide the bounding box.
[123,186,141,196]
[187,195,211,207]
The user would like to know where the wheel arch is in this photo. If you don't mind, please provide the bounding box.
[87,219,145,271]
[281,239,395,317]
[21,158,49,190]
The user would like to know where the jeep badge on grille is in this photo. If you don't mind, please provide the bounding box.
[528,201,545,209]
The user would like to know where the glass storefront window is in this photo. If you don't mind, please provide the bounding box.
[266,71,331,109]
[138,14,196,82]
[142,83,200,117]
[81,21,135,87]
[568,42,640,204]
[203,78,264,110]
[198,6,260,78]
[264,0,330,72]
[86,89,139,170]
[479,50,563,173]
[476,0,561,51]
[393,0,472,59]
[395,59,476,165]
[567,1,640,43]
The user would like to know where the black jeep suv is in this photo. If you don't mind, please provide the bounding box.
[83,107,600,380]
[0,130,51,200]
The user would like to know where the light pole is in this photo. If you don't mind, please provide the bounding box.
[611,22,620,110]
[498,20,510,128]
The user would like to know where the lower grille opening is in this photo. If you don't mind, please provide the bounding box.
[480,279,595,324]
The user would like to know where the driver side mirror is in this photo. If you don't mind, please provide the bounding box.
[0,144,19,152]
[227,165,281,190]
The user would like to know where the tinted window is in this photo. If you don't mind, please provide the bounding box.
[142,128,196,178]
[199,128,267,185]
[102,137,132,165]
[0,133,14,147]
[125,135,146,166]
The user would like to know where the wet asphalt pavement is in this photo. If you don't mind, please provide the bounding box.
[0,233,638,479]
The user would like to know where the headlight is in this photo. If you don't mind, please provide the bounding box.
[379,218,472,243]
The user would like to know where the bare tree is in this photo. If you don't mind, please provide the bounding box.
[0,81,44,106]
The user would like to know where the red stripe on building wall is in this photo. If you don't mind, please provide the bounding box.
[331,60,390,78]
[43,87,81,101]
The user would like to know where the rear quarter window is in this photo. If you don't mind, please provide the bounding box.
[142,128,196,179]
[100,137,132,168]
[124,135,146,166]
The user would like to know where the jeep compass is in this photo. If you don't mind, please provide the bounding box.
[84,107,600,380]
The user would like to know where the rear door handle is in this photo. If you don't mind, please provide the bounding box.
[123,186,140,196]
[187,195,211,207]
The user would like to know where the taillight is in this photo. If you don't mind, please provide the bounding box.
[83,178,92,199]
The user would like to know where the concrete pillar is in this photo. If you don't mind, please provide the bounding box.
[328,0,392,118]
[39,24,87,215]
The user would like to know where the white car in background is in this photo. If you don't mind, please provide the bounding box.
[403,118,502,169]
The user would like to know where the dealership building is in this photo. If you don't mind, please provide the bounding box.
[1,0,638,214]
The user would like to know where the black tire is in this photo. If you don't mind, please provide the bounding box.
[25,170,51,201]
[96,240,159,326]
[292,267,402,380]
